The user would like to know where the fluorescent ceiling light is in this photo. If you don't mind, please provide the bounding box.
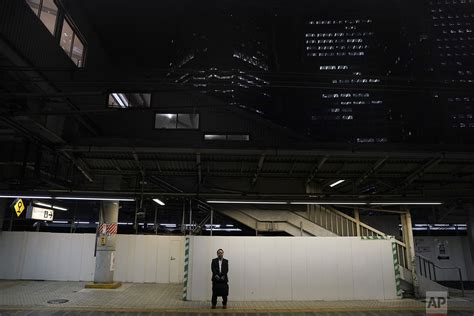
[369,202,442,205]
[206,200,288,204]
[118,93,129,107]
[329,179,345,187]
[290,202,366,205]
[0,195,52,199]
[55,196,134,201]
[153,198,165,206]
[112,93,129,108]
[35,202,68,211]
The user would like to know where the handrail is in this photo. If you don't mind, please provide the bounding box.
[300,205,410,269]
[358,222,387,237]
[416,254,464,297]
[324,205,360,223]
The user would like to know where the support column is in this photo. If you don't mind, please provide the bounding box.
[306,182,322,221]
[467,205,474,267]
[402,210,419,298]
[355,208,361,236]
[89,176,121,288]
[93,200,119,284]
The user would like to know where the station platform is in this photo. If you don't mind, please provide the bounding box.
[0,280,473,315]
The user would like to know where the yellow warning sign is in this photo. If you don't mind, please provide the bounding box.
[12,198,25,217]
[100,236,107,246]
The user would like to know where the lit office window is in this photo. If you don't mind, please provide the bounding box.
[39,0,57,34]
[60,19,73,56]
[26,0,86,67]
[60,19,86,67]
[177,114,199,129]
[155,114,199,129]
[26,0,58,35]
[108,93,151,108]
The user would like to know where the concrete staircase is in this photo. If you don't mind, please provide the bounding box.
[216,204,459,298]
[217,206,337,236]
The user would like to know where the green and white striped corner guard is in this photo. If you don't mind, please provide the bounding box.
[182,236,190,301]
[391,240,403,297]
[360,235,402,296]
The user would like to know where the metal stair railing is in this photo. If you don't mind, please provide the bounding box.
[302,204,410,269]
[416,254,464,297]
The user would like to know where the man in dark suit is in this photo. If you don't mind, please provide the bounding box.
[211,248,229,309]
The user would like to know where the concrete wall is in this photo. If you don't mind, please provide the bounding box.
[187,236,398,301]
[0,232,184,283]
[414,236,474,281]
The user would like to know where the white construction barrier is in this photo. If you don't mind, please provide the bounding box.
[0,232,184,283]
[186,236,398,301]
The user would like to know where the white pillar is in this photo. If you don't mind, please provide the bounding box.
[93,176,121,284]
[94,201,119,283]
[402,210,419,298]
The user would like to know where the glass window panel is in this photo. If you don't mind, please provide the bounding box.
[155,114,177,129]
[108,93,151,108]
[71,34,84,67]
[177,114,199,129]
[39,0,58,35]
[204,134,226,140]
[60,19,74,57]
[26,0,41,15]
[107,93,129,108]
[227,134,250,141]
[127,93,151,107]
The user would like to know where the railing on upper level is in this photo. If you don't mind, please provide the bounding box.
[303,204,410,269]
[417,254,464,297]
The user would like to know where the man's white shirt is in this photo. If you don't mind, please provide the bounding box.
[218,259,222,273]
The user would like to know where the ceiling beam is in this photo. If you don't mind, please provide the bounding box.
[132,152,145,178]
[252,154,266,185]
[58,146,474,160]
[307,155,329,184]
[390,156,443,192]
[355,156,388,187]
[196,152,202,185]
[62,152,93,183]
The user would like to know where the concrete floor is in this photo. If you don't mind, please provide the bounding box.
[0,280,473,315]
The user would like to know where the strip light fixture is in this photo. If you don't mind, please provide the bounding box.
[55,196,135,201]
[329,179,345,187]
[206,200,288,204]
[0,195,52,199]
[34,202,68,211]
[368,202,442,205]
[0,195,135,202]
[207,200,442,206]
[153,198,165,206]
